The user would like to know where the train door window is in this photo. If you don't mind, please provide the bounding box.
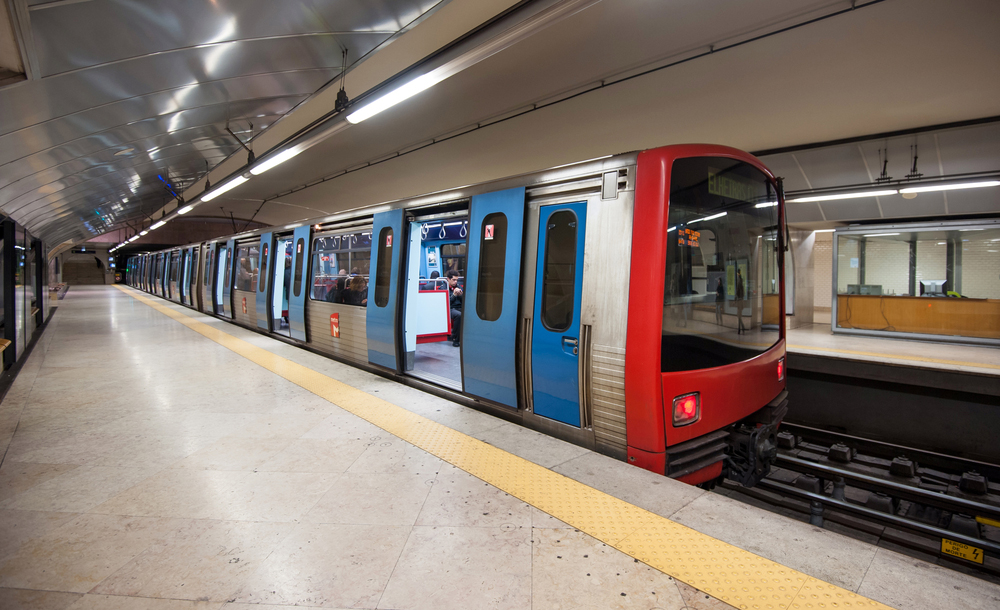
[476,213,507,321]
[234,244,259,292]
[190,249,200,298]
[540,210,578,331]
[204,248,213,289]
[374,228,393,307]
[310,232,371,305]
[259,243,268,293]
[292,238,305,297]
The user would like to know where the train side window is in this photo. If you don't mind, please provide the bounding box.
[259,243,268,292]
[540,210,578,332]
[476,213,507,321]
[293,238,305,297]
[374,228,393,307]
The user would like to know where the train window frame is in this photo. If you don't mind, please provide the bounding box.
[540,209,578,332]
[292,238,305,298]
[374,227,393,308]
[308,231,374,306]
[476,213,507,322]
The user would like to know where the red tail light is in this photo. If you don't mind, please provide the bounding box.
[672,392,700,427]
[777,357,785,381]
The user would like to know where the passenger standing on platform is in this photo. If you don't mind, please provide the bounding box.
[446,270,463,347]
[736,268,746,335]
[715,277,725,326]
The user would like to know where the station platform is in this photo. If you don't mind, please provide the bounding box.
[787,324,1000,380]
[0,286,997,610]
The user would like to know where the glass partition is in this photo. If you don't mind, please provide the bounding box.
[833,222,1000,343]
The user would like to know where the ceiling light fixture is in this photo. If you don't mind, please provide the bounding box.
[149,220,167,230]
[201,175,248,202]
[250,147,303,175]
[755,201,778,208]
[814,229,836,233]
[864,233,900,237]
[789,189,898,203]
[139,230,148,236]
[688,211,728,224]
[177,205,195,215]
[899,180,1000,194]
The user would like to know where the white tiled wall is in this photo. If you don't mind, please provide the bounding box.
[813,232,832,309]
[962,239,1000,299]
[864,240,910,295]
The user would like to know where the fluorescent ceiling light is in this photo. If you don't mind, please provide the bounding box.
[149,220,167,230]
[755,201,778,208]
[250,147,303,175]
[139,230,148,236]
[667,226,677,232]
[864,233,900,237]
[688,212,727,224]
[177,205,195,215]
[937,242,946,245]
[899,180,1000,194]
[814,229,836,233]
[790,189,897,203]
[959,228,983,231]
[201,175,248,202]
[347,71,448,124]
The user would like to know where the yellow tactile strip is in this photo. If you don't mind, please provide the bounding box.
[787,344,1000,372]
[115,285,892,610]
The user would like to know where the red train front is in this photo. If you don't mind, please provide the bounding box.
[625,145,788,487]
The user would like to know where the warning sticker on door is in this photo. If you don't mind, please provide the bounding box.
[242,297,247,314]
[485,224,494,240]
[386,235,392,247]
[330,313,340,338]
[941,539,983,564]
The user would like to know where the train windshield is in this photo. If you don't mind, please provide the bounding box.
[662,157,782,372]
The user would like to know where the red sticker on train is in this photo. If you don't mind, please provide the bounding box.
[485,224,494,240]
[330,313,340,338]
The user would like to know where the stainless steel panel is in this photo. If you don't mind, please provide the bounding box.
[232,289,257,328]
[305,300,369,364]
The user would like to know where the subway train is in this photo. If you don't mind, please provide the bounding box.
[126,144,788,487]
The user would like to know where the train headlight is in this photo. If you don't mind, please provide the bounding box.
[777,357,785,382]
[672,392,700,427]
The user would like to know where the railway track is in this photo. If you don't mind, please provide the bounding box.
[722,422,1000,579]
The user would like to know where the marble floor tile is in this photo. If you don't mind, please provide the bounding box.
[346,437,446,476]
[0,514,197,593]
[256,437,369,473]
[379,525,531,610]
[670,493,878,591]
[300,412,385,441]
[473,422,591,469]
[65,595,224,610]
[531,527,688,610]
[171,437,295,471]
[0,462,80,503]
[415,467,533,529]
[856,548,1000,610]
[93,520,294,602]
[0,466,161,513]
[233,523,410,608]
[226,412,329,439]
[304,472,434,526]
[0,510,78,564]
[0,587,83,610]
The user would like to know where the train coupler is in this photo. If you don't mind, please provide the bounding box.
[724,391,787,487]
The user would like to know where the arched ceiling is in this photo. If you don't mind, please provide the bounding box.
[3,0,999,248]
[0,0,446,244]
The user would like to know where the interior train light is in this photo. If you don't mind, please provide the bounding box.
[672,392,700,427]
[249,146,303,175]
[201,175,248,202]
[899,180,1000,194]
[789,189,897,203]
[777,357,785,382]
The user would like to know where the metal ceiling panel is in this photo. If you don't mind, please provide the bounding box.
[1,0,447,244]
[29,0,435,76]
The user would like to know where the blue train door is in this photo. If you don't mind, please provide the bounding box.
[462,188,525,408]
[221,239,235,318]
[531,201,587,427]
[255,233,272,330]
[367,209,405,370]
[288,225,311,341]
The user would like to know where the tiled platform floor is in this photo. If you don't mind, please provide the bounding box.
[0,286,997,609]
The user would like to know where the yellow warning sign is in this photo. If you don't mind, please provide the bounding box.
[941,539,984,564]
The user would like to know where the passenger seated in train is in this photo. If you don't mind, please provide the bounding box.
[344,275,368,306]
[446,270,463,347]
[325,270,348,303]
